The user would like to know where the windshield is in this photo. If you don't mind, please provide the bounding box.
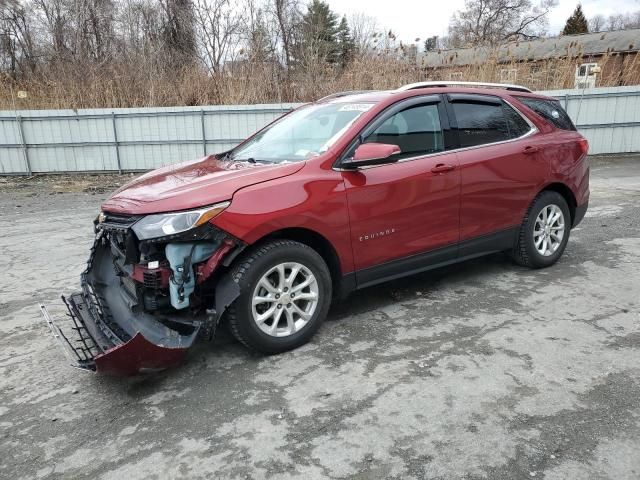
[228,102,373,163]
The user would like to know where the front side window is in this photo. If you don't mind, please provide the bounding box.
[229,102,373,163]
[452,100,531,148]
[362,103,444,160]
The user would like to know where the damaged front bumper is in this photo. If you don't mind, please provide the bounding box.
[40,295,196,375]
[41,217,242,375]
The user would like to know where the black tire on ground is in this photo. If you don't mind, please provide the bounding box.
[226,239,332,354]
[511,190,572,269]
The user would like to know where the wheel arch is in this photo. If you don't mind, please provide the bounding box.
[252,227,347,297]
[539,182,577,225]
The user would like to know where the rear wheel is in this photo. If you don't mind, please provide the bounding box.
[227,240,332,354]
[511,191,571,269]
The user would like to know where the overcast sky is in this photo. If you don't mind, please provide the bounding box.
[328,0,640,44]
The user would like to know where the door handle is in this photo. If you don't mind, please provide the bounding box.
[431,163,455,173]
[523,145,540,154]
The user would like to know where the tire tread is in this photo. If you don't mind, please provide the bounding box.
[511,190,570,269]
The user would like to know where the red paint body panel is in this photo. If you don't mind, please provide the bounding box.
[543,130,591,206]
[341,152,460,270]
[456,138,550,240]
[94,332,188,376]
[213,162,356,274]
[102,155,304,214]
[101,87,590,281]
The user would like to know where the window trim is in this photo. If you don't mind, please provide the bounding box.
[333,94,536,171]
[446,94,537,152]
[334,95,448,170]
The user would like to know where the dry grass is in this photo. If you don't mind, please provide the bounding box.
[1,51,639,110]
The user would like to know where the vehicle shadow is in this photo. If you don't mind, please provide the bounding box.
[327,251,514,323]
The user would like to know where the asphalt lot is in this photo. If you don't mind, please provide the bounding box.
[1,156,639,479]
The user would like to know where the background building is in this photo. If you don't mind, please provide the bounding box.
[418,29,640,90]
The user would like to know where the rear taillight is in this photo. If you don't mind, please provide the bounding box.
[578,138,589,156]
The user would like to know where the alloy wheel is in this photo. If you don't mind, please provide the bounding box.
[251,262,319,337]
[533,204,565,256]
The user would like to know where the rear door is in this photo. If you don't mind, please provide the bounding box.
[446,94,547,248]
[341,96,461,284]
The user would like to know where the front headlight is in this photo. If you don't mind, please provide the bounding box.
[131,201,230,240]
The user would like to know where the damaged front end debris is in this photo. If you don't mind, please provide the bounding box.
[40,209,243,375]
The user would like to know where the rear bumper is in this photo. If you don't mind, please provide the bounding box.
[40,234,201,375]
[573,200,589,228]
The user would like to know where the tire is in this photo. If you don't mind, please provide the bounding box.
[227,239,332,354]
[511,190,571,269]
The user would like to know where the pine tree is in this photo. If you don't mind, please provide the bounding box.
[298,0,340,65]
[424,36,438,51]
[562,4,589,35]
[337,16,355,69]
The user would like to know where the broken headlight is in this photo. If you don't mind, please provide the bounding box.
[131,201,230,240]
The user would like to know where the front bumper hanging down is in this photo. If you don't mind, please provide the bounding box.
[40,234,202,375]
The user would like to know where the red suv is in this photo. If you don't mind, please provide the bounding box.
[42,82,589,374]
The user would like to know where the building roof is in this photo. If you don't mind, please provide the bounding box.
[419,28,640,67]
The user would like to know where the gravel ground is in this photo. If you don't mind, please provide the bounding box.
[1,156,639,479]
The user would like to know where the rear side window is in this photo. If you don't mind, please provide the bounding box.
[516,97,576,131]
[364,103,444,159]
[451,101,531,148]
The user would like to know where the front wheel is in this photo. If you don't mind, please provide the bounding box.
[227,240,332,354]
[511,191,571,269]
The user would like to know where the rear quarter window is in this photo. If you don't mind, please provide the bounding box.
[516,97,576,131]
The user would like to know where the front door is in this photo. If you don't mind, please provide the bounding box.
[341,97,461,285]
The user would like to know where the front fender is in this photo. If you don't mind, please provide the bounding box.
[212,165,355,275]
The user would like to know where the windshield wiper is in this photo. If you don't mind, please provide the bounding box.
[240,157,276,164]
[220,154,274,164]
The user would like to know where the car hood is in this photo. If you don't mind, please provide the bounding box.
[101,155,305,214]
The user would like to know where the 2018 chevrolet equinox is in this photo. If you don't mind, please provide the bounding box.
[41,81,589,375]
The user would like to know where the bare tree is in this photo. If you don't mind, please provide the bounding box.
[33,0,71,58]
[607,11,640,30]
[268,0,300,71]
[116,0,163,59]
[589,14,605,33]
[158,0,196,67]
[241,0,276,62]
[1,0,36,76]
[193,0,242,73]
[449,0,557,47]
[348,12,378,54]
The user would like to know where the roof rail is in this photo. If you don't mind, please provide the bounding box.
[316,90,373,102]
[397,81,532,93]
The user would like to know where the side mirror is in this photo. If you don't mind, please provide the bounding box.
[341,143,401,169]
